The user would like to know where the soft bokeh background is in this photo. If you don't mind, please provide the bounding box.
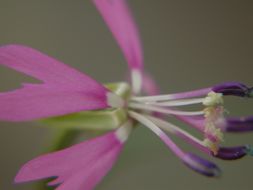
[0,0,253,189]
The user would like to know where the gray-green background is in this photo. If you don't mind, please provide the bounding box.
[0,0,253,189]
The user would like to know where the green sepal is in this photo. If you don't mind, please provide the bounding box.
[39,82,130,130]
[35,84,132,190]
[105,82,131,100]
[41,108,127,130]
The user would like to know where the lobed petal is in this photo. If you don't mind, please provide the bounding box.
[0,45,122,121]
[93,0,143,71]
[141,72,160,96]
[15,128,129,190]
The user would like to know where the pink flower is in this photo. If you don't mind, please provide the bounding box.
[0,0,252,190]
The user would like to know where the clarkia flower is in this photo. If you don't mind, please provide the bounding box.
[0,0,252,190]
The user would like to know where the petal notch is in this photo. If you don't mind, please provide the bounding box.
[0,45,119,121]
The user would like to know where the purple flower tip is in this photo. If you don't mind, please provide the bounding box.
[183,153,221,177]
[212,82,252,97]
[225,116,253,133]
[214,146,248,160]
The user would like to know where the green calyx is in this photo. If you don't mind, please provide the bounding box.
[41,108,128,130]
[40,82,131,131]
[106,82,131,100]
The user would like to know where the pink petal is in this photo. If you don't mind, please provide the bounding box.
[93,0,143,70]
[142,72,160,95]
[0,45,120,121]
[15,131,124,190]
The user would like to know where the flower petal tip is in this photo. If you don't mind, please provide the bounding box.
[212,82,252,97]
[14,161,41,184]
[225,116,253,133]
[14,131,125,190]
[14,171,26,184]
[93,0,144,70]
[183,153,221,177]
[214,146,249,160]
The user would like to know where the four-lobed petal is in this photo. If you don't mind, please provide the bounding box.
[0,0,252,189]
[15,128,129,190]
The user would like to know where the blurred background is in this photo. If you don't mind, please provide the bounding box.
[0,0,253,189]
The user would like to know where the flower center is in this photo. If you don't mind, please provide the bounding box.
[41,81,225,154]
[128,88,225,154]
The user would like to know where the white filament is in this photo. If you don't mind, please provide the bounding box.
[147,115,205,146]
[131,94,175,102]
[143,98,205,107]
[129,102,204,116]
[128,111,161,136]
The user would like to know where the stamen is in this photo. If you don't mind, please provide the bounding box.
[204,107,224,119]
[141,98,205,107]
[131,87,211,102]
[146,112,252,161]
[128,111,221,177]
[148,115,231,158]
[146,115,209,153]
[129,102,204,116]
[128,111,185,158]
[203,92,223,106]
[204,121,224,141]
[202,99,225,154]
[203,139,220,155]
[174,115,205,132]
